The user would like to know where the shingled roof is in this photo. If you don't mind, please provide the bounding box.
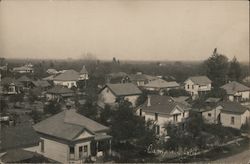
[221,81,250,95]
[33,109,109,141]
[186,76,211,85]
[53,69,80,81]
[104,83,142,96]
[143,79,180,88]
[32,80,51,88]
[141,95,191,114]
[80,65,88,74]
[17,75,32,82]
[218,101,248,114]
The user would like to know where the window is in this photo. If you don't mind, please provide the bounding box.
[69,146,75,154]
[208,113,211,117]
[187,85,189,89]
[155,113,158,121]
[173,114,178,122]
[139,109,142,116]
[231,117,235,125]
[156,125,160,135]
[40,140,44,152]
[83,145,88,152]
[79,146,83,158]
[192,85,194,89]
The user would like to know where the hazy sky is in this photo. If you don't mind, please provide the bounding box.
[0,0,249,61]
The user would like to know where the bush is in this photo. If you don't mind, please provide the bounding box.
[44,101,61,115]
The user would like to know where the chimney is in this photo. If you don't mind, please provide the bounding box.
[66,103,71,110]
[147,95,151,107]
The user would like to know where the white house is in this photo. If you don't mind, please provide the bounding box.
[201,102,250,129]
[0,77,23,95]
[221,81,250,102]
[33,109,112,163]
[13,65,34,74]
[98,83,142,108]
[136,95,191,135]
[184,76,212,99]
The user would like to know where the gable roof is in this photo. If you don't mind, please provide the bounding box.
[185,76,211,85]
[53,69,80,81]
[221,81,250,95]
[46,86,74,94]
[141,95,191,114]
[80,65,88,74]
[218,101,248,114]
[104,83,142,96]
[0,125,40,152]
[143,79,180,88]
[42,75,55,81]
[129,74,158,82]
[33,109,109,141]
[17,75,32,82]
[32,80,51,88]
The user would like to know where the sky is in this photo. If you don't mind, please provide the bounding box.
[0,0,249,61]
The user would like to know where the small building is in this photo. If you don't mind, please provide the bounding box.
[0,77,23,95]
[184,76,212,99]
[13,65,34,74]
[105,72,129,84]
[201,102,250,129]
[98,83,142,108]
[46,86,74,101]
[46,69,58,75]
[32,80,51,91]
[136,95,191,135]
[17,75,34,89]
[128,73,158,86]
[53,67,88,88]
[221,81,250,102]
[141,78,180,92]
[33,109,112,163]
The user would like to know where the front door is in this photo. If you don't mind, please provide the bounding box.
[79,145,88,159]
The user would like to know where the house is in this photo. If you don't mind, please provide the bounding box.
[53,67,88,88]
[184,76,212,99]
[221,81,250,102]
[46,86,74,101]
[201,102,250,129]
[17,75,34,89]
[32,80,51,91]
[141,78,180,92]
[136,95,191,135]
[128,72,158,86]
[53,69,80,88]
[13,65,34,74]
[33,109,112,163]
[46,69,58,75]
[98,83,142,108]
[105,72,129,84]
[0,77,23,95]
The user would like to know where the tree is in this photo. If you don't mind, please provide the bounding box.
[30,110,43,123]
[0,98,8,115]
[228,56,242,82]
[44,101,61,115]
[204,48,229,87]
[165,89,190,97]
[135,91,147,107]
[99,105,114,126]
[77,98,98,120]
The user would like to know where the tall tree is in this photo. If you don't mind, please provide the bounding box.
[204,48,229,87]
[228,56,242,82]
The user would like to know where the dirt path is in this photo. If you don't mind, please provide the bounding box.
[212,148,250,164]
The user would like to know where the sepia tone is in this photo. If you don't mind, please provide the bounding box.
[0,0,250,163]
